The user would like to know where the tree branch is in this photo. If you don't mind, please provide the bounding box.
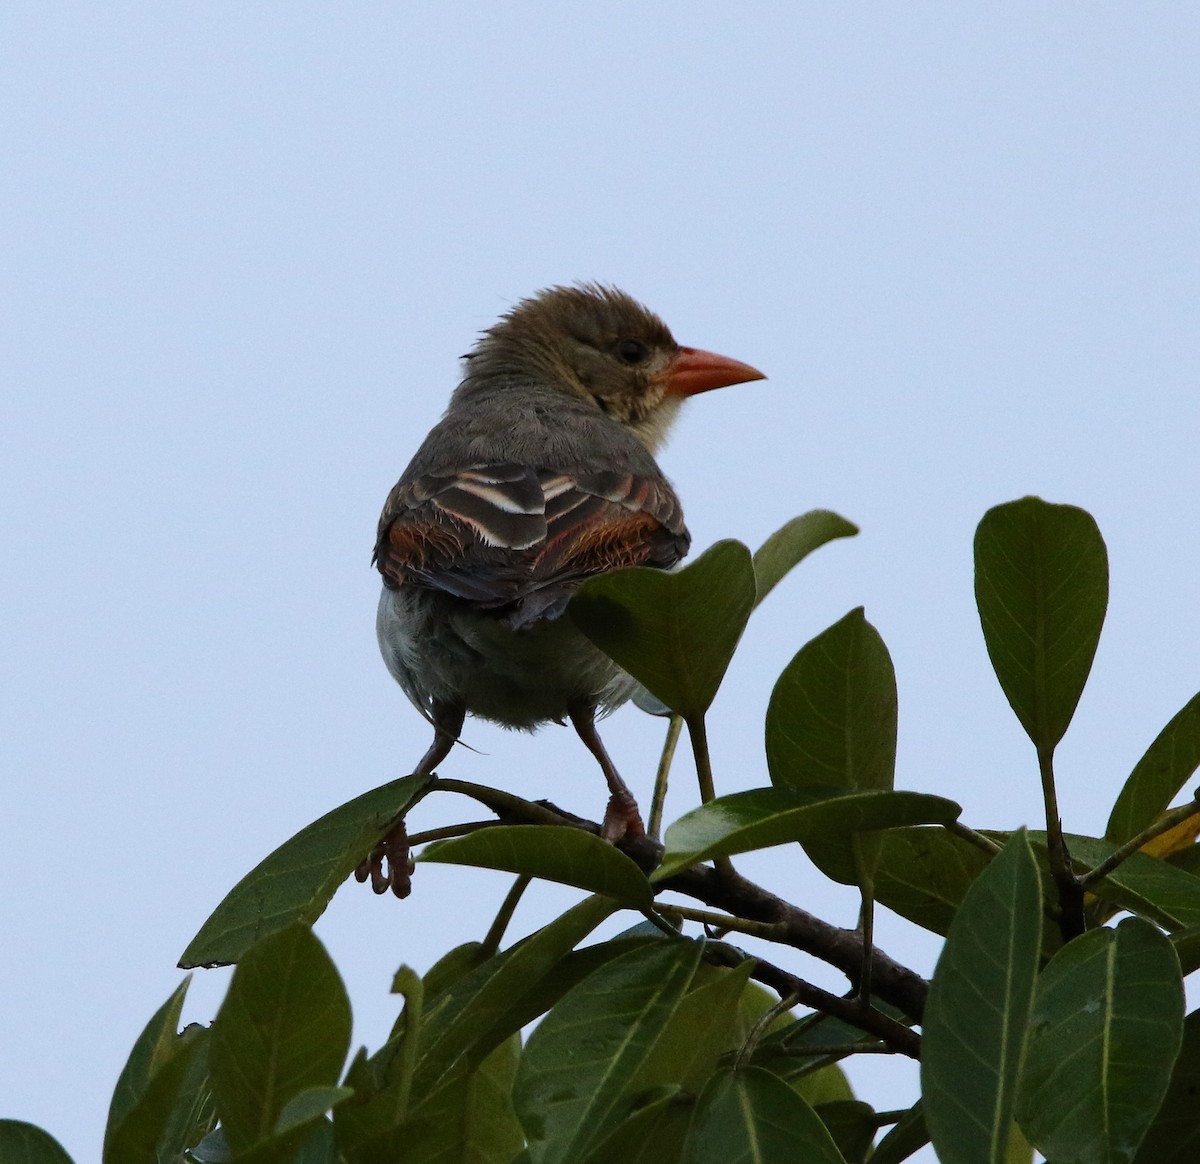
[428,776,930,1024]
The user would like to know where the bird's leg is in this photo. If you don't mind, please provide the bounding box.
[568,702,646,843]
[357,701,466,898]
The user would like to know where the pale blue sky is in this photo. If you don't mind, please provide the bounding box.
[3,5,1198,1159]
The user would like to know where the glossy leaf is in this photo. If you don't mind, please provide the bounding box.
[1017,917,1184,1164]
[974,497,1108,751]
[752,510,859,608]
[581,1089,692,1164]
[274,1088,354,1135]
[814,1100,878,1163]
[180,774,431,967]
[1171,925,1200,976]
[1106,692,1200,843]
[104,976,217,1162]
[513,939,702,1164]
[655,786,960,883]
[681,1067,847,1164]
[1134,1008,1200,1162]
[630,958,754,1093]
[766,608,897,794]
[872,827,992,937]
[351,1036,524,1164]
[792,1064,855,1106]
[104,1027,211,1164]
[105,978,191,1146]
[0,1122,75,1164]
[1050,833,1200,930]
[921,830,1042,1164]
[569,540,756,718]
[416,895,618,1093]
[761,1014,883,1080]
[421,825,653,908]
[209,924,352,1153]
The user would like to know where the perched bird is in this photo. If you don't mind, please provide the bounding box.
[362,284,764,895]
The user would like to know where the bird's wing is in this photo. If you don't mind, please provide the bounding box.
[375,463,689,613]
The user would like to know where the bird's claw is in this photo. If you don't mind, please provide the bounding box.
[355,821,415,898]
[600,790,646,843]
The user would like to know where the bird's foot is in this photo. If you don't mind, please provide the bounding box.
[354,819,415,898]
[600,790,646,843]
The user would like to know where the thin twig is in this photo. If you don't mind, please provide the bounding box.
[706,943,921,1059]
[407,820,496,847]
[413,777,931,1023]
[1078,799,1200,892]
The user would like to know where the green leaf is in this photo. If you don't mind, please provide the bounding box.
[274,1088,354,1135]
[752,510,859,608]
[209,924,352,1153]
[921,830,1042,1164]
[365,1035,525,1164]
[654,787,960,883]
[421,941,488,1002]
[974,497,1108,751]
[1017,917,1184,1164]
[1049,833,1200,930]
[105,977,191,1144]
[569,540,756,718]
[104,977,217,1163]
[0,1122,75,1164]
[1106,692,1200,844]
[872,827,993,937]
[413,896,619,1096]
[681,1067,848,1164]
[420,826,653,908]
[1134,1008,1200,1163]
[792,1064,855,1106]
[766,608,897,794]
[513,939,702,1164]
[630,958,754,1093]
[1003,1123,1034,1164]
[760,1013,883,1079]
[814,1100,878,1164]
[180,774,431,968]
[581,1089,692,1164]
[104,1027,211,1164]
[1171,924,1200,975]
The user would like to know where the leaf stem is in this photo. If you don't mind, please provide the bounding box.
[657,904,784,941]
[480,875,532,957]
[943,819,1003,856]
[685,714,735,879]
[686,714,717,803]
[1038,745,1085,939]
[1077,799,1200,892]
[735,990,802,1070]
[648,714,684,840]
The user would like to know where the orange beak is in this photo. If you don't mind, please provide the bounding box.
[659,346,767,398]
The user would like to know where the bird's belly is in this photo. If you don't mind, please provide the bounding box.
[376,587,636,729]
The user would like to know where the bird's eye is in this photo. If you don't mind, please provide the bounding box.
[614,339,650,365]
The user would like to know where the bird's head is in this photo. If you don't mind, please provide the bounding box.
[459,283,765,451]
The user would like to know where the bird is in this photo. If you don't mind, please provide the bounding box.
[360,283,765,895]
